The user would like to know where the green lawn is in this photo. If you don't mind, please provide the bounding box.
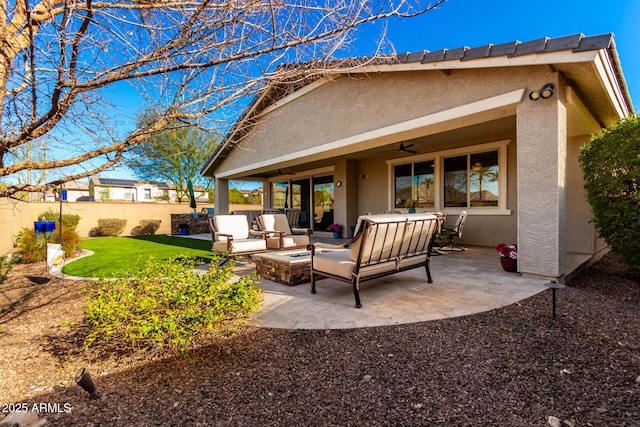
[63,235,213,278]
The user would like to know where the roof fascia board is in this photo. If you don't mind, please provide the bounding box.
[215,88,524,179]
[339,50,599,74]
[594,49,631,119]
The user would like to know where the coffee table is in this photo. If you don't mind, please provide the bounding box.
[253,250,320,286]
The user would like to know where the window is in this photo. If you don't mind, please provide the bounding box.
[272,182,288,208]
[390,142,506,212]
[144,188,151,200]
[394,161,435,208]
[470,151,499,207]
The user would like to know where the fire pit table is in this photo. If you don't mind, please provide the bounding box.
[253,250,322,286]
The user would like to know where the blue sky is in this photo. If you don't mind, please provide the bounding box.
[357,0,639,103]
[111,0,639,186]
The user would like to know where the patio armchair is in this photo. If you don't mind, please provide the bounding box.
[284,208,302,227]
[256,213,312,250]
[438,211,467,251]
[310,213,440,308]
[209,215,269,264]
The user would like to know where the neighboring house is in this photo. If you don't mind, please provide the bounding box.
[200,33,634,282]
[89,177,177,202]
[63,179,91,201]
[238,188,263,204]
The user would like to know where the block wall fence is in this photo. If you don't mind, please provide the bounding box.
[0,198,262,255]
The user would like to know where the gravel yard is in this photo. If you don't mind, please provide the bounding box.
[0,253,638,426]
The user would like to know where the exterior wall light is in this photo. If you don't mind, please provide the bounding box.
[528,83,554,101]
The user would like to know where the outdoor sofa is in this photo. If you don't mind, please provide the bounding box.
[310,213,441,308]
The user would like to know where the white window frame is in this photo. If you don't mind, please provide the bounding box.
[387,139,511,215]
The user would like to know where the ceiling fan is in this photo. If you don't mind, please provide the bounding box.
[384,142,417,154]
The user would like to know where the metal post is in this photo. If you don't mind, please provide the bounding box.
[59,187,63,244]
[545,281,566,319]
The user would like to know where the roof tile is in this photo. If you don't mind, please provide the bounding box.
[574,34,613,52]
[489,41,519,57]
[511,37,549,56]
[545,34,583,52]
[422,49,447,63]
[405,50,429,63]
[444,47,468,60]
[462,44,492,61]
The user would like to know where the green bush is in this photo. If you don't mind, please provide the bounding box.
[130,219,161,236]
[83,256,260,355]
[580,115,640,269]
[15,226,81,263]
[0,255,15,284]
[38,210,81,231]
[89,218,127,237]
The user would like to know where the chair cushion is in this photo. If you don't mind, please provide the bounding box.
[213,238,266,254]
[266,234,309,249]
[213,215,249,240]
[256,214,292,235]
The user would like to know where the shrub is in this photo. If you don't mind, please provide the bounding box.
[580,115,640,269]
[38,210,81,231]
[83,256,260,355]
[89,218,127,237]
[15,226,80,263]
[130,219,161,236]
[0,255,15,284]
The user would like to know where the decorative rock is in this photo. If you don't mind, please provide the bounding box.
[546,415,561,427]
[635,375,640,385]
[0,411,47,427]
[563,420,576,427]
[362,375,372,382]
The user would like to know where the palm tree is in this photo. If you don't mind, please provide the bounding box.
[471,166,498,201]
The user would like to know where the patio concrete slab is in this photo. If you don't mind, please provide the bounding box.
[248,246,549,330]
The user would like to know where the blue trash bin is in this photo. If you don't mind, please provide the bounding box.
[34,221,56,234]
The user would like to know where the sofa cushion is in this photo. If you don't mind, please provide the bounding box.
[313,249,397,280]
[400,214,438,256]
[349,215,407,263]
[397,254,428,270]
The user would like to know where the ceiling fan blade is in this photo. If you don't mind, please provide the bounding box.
[398,142,417,153]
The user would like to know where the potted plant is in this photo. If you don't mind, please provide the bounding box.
[496,242,518,272]
[404,199,419,213]
[328,223,343,238]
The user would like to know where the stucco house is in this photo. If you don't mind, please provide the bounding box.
[200,33,634,282]
[89,176,174,202]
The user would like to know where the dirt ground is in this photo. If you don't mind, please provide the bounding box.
[0,254,638,426]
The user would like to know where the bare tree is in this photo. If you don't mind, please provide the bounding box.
[0,0,446,198]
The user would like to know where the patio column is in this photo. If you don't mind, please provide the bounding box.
[214,178,230,215]
[516,83,567,279]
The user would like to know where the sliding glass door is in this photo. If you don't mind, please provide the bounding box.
[313,176,334,232]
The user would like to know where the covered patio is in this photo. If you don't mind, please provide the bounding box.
[246,246,574,329]
[187,229,583,329]
[201,33,633,284]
